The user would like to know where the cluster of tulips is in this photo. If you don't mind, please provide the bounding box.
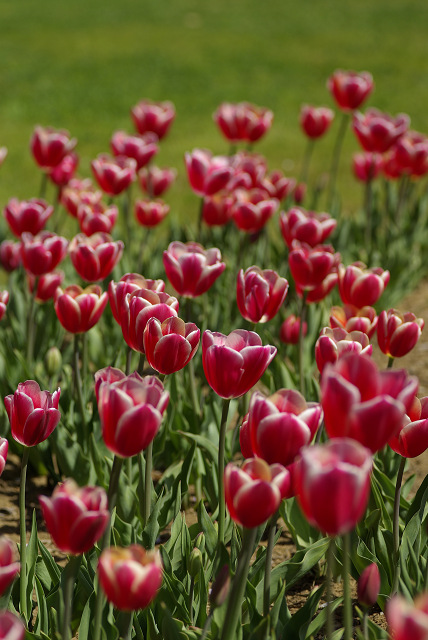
[0,68,428,640]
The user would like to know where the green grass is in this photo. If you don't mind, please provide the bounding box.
[0,0,427,219]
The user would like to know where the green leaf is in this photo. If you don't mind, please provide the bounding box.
[34,576,48,635]
[26,510,39,621]
[280,584,325,640]
[196,500,218,557]
[38,539,61,586]
[78,593,95,640]
[179,431,218,464]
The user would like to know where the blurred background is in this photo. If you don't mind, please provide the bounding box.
[0,0,427,218]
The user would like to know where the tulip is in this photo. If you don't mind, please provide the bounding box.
[69,232,124,282]
[389,396,428,458]
[21,231,68,276]
[225,458,290,528]
[60,178,103,218]
[394,130,428,177]
[4,198,53,237]
[279,314,307,345]
[288,242,340,291]
[330,304,378,338]
[135,199,169,227]
[352,152,383,182]
[279,207,337,248]
[0,240,22,272]
[377,308,424,359]
[77,202,118,236]
[213,102,273,143]
[321,352,418,453]
[0,291,9,322]
[94,366,127,403]
[185,149,234,197]
[0,611,25,640]
[315,327,372,375]
[54,285,108,334]
[108,273,165,325]
[30,125,77,169]
[97,373,169,457]
[353,108,410,153]
[230,152,267,189]
[295,437,373,536]
[327,70,374,111]
[266,170,296,201]
[111,131,158,170]
[48,151,79,187]
[239,415,253,458]
[163,241,226,298]
[382,149,404,180]
[130,99,175,139]
[202,329,277,399]
[138,165,177,197]
[39,479,109,555]
[231,188,279,233]
[98,545,162,611]
[91,154,136,196]
[248,389,322,467]
[0,438,7,476]
[386,594,428,640]
[337,262,390,308]
[143,316,200,375]
[27,270,64,302]
[357,563,380,607]
[300,105,334,139]
[295,271,338,303]
[0,537,20,595]
[236,266,288,324]
[4,380,61,447]
[202,193,234,227]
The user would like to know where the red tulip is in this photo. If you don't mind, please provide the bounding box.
[377,309,424,359]
[321,352,418,453]
[202,193,234,227]
[4,380,61,447]
[138,165,177,197]
[30,125,77,169]
[0,438,7,476]
[108,273,165,325]
[288,242,340,291]
[21,231,68,276]
[266,170,296,201]
[131,99,175,139]
[353,152,383,182]
[293,182,307,205]
[394,130,428,177]
[91,154,136,196]
[330,304,378,338]
[230,152,267,190]
[295,438,373,536]
[0,537,20,596]
[60,178,102,218]
[279,314,307,345]
[0,240,22,272]
[48,151,79,186]
[236,266,288,323]
[135,199,169,227]
[357,563,380,607]
[231,188,279,233]
[300,105,334,139]
[224,458,290,528]
[97,373,169,457]
[214,102,273,143]
[120,288,179,353]
[239,415,253,458]
[28,270,64,302]
[248,389,322,467]
[327,70,374,112]
[185,149,233,197]
[315,327,372,375]
[98,545,162,611]
[279,207,337,248]
[353,108,409,153]
[202,329,277,399]
[0,611,25,640]
[69,232,124,282]
[386,594,428,640]
[143,316,200,375]
[77,202,118,236]
[295,270,338,303]
[382,150,404,180]
[0,291,9,322]
[337,262,390,308]
[54,284,108,333]
[163,241,226,298]
[94,366,127,403]
[4,198,53,237]
[39,479,109,555]
[111,131,158,170]
[389,396,428,458]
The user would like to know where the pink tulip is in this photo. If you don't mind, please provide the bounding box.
[97,373,169,457]
[163,241,226,298]
[4,381,61,447]
[94,366,127,403]
[248,389,322,467]
[214,102,273,143]
[327,70,374,112]
[4,198,53,238]
[382,150,404,180]
[185,149,234,197]
[98,545,162,611]
[108,273,165,325]
[295,438,373,536]
[21,231,68,276]
[394,130,428,177]
[389,396,428,458]
[0,291,9,322]
[69,232,124,282]
[54,284,108,333]
[279,207,337,248]
[357,563,380,607]
[27,270,64,302]
[236,266,288,323]
[131,99,175,139]
[91,154,136,196]
[300,105,334,139]
[279,314,307,345]
[143,316,200,375]
[138,165,177,197]
[0,240,22,272]
[386,594,428,640]
[0,611,25,640]
[0,438,7,476]
[111,131,158,170]
[231,188,279,233]
[266,170,296,201]
[353,108,409,153]
[30,125,77,169]
[48,152,79,186]
[377,309,424,358]
[321,352,418,453]
[239,415,253,458]
[77,202,118,236]
[288,242,340,291]
[353,152,383,182]
[39,479,109,555]
[230,152,267,190]
[315,327,372,375]
[202,329,277,399]
[202,193,234,227]
[0,537,19,596]
[293,182,307,205]
[295,270,338,303]
[330,304,378,338]
[337,262,390,308]
[135,199,169,227]
[224,458,290,528]
[60,178,102,218]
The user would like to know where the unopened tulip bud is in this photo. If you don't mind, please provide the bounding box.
[45,347,62,378]
[210,565,230,608]
[188,548,203,578]
[357,563,380,607]
[194,532,206,553]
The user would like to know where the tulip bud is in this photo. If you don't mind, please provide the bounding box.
[194,532,205,553]
[357,563,380,607]
[187,548,203,578]
[45,347,62,378]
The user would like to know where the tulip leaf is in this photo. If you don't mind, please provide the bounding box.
[279,584,326,640]
[38,539,61,585]
[179,431,218,464]
[405,471,428,524]
[77,591,95,640]
[350,537,390,607]
[142,487,166,549]
[196,500,218,557]
[34,575,48,635]
[25,510,39,623]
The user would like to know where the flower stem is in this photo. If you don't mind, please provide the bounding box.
[61,554,82,640]
[143,441,153,530]
[26,279,38,367]
[299,138,315,187]
[362,608,369,640]
[387,356,395,369]
[189,576,195,625]
[327,112,349,211]
[326,537,334,640]
[74,334,87,436]
[263,510,279,624]
[197,196,205,242]
[121,611,133,640]
[218,399,231,546]
[298,291,308,397]
[19,447,30,624]
[220,527,257,640]
[125,346,133,375]
[342,531,353,640]
[392,455,406,595]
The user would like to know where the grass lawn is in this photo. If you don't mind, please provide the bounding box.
[0,0,427,220]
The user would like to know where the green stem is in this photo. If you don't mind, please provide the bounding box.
[263,510,279,620]
[200,612,213,640]
[327,112,349,211]
[26,279,38,366]
[220,527,257,640]
[126,346,133,375]
[298,292,308,397]
[189,576,195,625]
[342,531,353,640]
[39,171,48,199]
[197,196,205,242]
[362,608,369,640]
[61,555,82,640]
[137,452,146,523]
[143,441,153,530]
[74,334,87,435]
[392,456,406,595]
[326,537,334,640]
[387,356,394,369]
[218,399,231,546]
[364,172,374,262]
[138,352,145,376]
[188,357,201,418]
[19,447,30,623]
[121,611,133,640]
[299,138,315,186]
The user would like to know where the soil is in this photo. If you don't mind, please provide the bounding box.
[1,280,428,637]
